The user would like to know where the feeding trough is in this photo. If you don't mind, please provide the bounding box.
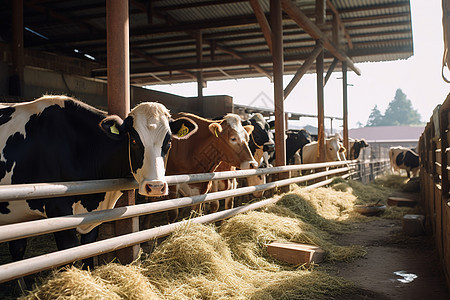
[354,203,386,216]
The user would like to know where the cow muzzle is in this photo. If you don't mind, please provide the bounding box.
[139,180,168,196]
[240,160,258,170]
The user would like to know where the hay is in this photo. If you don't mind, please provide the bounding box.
[141,222,254,299]
[381,206,424,220]
[20,266,120,300]
[93,263,162,300]
[248,270,356,300]
[220,210,366,265]
[140,222,361,299]
[22,175,415,299]
[331,175,407,206]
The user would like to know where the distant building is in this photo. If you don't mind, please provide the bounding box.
[347,125,425,160]
[348,125,424,142]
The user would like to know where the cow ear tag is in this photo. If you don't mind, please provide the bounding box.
[177,123,189,137]
[110,123,120,135]
[214,128,219,137]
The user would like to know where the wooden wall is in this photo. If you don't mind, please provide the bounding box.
[419,93,450,287]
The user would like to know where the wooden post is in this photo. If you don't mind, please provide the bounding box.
[342,61,349,156]
[271,0,288,191]
[196,31,203,99]
[10,0,24,97]
[316,0,326,162]
[271,0,285,167]
[106,0,139,265]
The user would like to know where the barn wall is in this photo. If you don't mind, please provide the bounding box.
[419,93,450,288]
[0,59,232,117]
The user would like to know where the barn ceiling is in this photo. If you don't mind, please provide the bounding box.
[0,0,413,86]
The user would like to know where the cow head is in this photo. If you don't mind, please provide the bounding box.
[100,102,197,197]
[209,114,258,170]
[243,113,275,165]
[351,139,369,159]
[326,138,346,161]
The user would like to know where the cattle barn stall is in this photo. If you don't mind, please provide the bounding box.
[0,0,412,275]
[419,94,450,287]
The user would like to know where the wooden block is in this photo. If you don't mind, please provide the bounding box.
[402,214,425,236]
[266,242,325,265]
[387,197,417,207]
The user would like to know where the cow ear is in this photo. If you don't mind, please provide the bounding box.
[208,122,223,138]
[170,117,198,139]
[100,115,125,140]
[243,124,254,135]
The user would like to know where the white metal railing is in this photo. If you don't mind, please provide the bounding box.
[0,160,355,203]
[0,159,391,284]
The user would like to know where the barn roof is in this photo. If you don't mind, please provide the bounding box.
[0,0,413,86]
[348,125,425,142]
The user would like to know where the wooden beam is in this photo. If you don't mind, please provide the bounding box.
[316,0,326,163]
[131,48,197,80]
[281,0,361,76]
[324,57,338,86]
[327,0,353,49]
[249,0,273,54]
[11,0,24,97]
[271,0,286,167]
[130,1,272,80]
[106,0,138,265]
[196,30,204,98]
[284,41,323,99]
[342,61,349,156]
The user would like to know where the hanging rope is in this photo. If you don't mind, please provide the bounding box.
[442,0,450,82]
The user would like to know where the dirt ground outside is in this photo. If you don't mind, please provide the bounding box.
[324,216,450,299]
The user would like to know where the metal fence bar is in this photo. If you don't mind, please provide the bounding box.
[0,160,357,203]
[0,159,391,284]
[0,166,351,243]
[0,168,352,284]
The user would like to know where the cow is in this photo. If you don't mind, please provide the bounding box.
[286,129,313,165]
[209,113,275,211]
[348,139,369,160]
[241,113,275,198]
[0,95,196,267]
[301,136,346,164]
[389,146,419,178]
[269,129,313,166]
[164,112,258,221]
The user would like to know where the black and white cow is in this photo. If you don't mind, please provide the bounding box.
[349,139,369,160]
[0,95,195,266]
[389,146,420,178]
[268,128,312,166]
[242,113,275,197]
[286,129,313,165]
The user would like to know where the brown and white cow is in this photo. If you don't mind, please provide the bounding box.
[301,136,346,164]
[165,112,258,220]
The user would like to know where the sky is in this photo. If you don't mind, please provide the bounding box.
[148,0,449,130]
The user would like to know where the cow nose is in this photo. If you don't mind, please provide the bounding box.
[241,160,258,170]
[140,180,168,196]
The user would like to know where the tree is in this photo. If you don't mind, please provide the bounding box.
[365,89,422,126]
[366,105,383,127]
[382,89,421,126]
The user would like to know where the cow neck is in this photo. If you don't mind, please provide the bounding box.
[93,130,131,179]
[248,133,261,156]
[193,126,226,173]
[60,101,131,180]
